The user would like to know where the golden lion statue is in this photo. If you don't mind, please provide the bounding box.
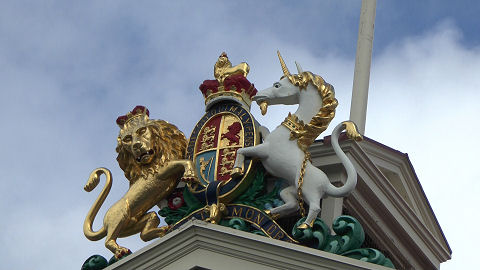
[83,106,197,259]
[214,52,249,84]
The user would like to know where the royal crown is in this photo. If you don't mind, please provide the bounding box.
[199,52,257,110]
[116,105,150,130]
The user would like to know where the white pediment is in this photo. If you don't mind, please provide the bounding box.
[309,136,451,269]
[107,220,395,270]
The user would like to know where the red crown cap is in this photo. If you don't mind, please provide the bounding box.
[199,74,257,109]
[116,105,150,127]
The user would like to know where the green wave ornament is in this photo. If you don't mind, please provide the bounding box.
[292,215,395,269]
[81,252,131,270]
[342,248,395,268]
[292,217,330,250]
[81,255,108,270]
[325,215,364,254]
[223,218,250,231]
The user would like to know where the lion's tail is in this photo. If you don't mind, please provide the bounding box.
[83,167,111,241]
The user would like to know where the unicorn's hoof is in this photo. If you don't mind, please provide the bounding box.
[296,223,311,230]
[264,209,280,220]
[343,121,363,142]
[231,167,244,178]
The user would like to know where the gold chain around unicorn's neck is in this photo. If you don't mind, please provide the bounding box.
[281,114,310,217]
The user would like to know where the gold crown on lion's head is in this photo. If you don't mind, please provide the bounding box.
[116,105,150,129]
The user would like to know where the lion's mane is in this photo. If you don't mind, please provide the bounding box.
[116,120,187,182]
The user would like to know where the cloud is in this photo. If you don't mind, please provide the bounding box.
[367,20,480,269]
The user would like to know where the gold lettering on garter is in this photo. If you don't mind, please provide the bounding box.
[273,231,285,239]
[232,207,243,217]
[266,224,276,234]
[245,209,254,220]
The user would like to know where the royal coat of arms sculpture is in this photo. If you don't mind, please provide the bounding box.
[81,52,395,269]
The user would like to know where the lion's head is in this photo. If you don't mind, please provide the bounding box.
[115,106,187,182]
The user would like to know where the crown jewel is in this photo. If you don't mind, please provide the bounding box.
[199,52,257,109]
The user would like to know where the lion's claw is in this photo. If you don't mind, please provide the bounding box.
[183,169,196,178]
[114,248,132,259]
[181,174,200,185]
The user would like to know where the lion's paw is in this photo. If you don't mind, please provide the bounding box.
[158,225,170,237]
[181,175,200,185]
[181,168,200,183]
[114,247,132,260]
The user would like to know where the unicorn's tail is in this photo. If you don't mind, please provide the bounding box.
[325,121,362,197]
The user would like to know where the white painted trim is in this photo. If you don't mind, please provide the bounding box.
[107,220,394,270]
[309,138,451,269]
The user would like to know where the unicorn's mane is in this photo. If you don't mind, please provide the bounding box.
[287,71,338,150]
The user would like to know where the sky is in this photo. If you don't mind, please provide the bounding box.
[0,1,479,269]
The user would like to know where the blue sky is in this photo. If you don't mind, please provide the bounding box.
[1,1,479,269]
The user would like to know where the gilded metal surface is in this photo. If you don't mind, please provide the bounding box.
[199,125,216,151]
[277,51,291,80]
[198,157,214,183]
[214,52,250,84]
[277,51,338,151]
[204,90,254,108]
[83,108,198,259]
[281,113,305,140]
[264,209,280,220]
[200,52,257,109]
[260,101,268,115]
[219,115,244,147]
[231,167,243,178]
[343,120,363,142]
[297,152,311,219]
[204,203,227,224]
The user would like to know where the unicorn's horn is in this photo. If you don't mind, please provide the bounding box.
[277,51,290,77]
[295,61,304,73]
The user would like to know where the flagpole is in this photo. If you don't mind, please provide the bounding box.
[350,0,377,135]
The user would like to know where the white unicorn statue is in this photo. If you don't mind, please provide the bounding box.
[232,52,363,229]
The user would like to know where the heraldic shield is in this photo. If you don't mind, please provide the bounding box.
[186,102,259,204]
[183,52,260,205]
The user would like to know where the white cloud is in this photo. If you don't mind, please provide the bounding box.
[367,20,480,269]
